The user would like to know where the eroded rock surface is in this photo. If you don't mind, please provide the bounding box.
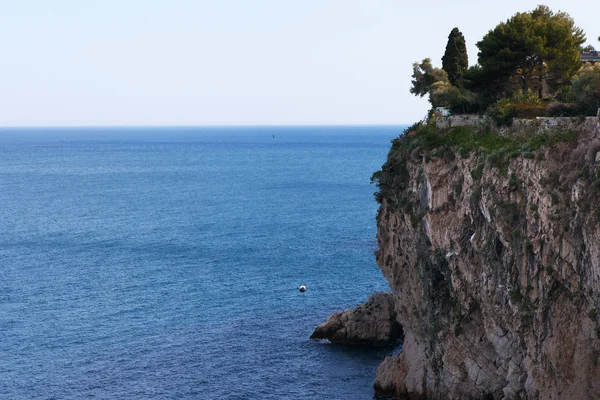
[310,292,403,345]
[373,118,600,399]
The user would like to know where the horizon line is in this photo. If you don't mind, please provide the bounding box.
[0,123,411,129]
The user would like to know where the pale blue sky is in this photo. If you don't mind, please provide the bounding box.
[0,0,597,126]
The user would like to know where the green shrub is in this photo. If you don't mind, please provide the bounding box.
[546,102,581,117]
[373,118,583,205]
[488,92,545,125]
[508,173,520,191]
[471,162,484,181]
[570,63,600,116]
[470,185,482,201]
[509,288,523,303]
[498,202,522,224]
[513,103,547,118]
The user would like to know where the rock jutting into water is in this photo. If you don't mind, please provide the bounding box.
[310,292,403,346]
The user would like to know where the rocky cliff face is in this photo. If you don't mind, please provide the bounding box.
[372,118,600,399]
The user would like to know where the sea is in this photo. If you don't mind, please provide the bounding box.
[0,126,405,399]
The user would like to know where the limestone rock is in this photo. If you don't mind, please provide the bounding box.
[373,118,600,399]
[373,354,408,399]
[310,292,403,345]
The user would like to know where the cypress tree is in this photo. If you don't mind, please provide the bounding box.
[442,28,468,87]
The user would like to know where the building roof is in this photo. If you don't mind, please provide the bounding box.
[582,51,600,62]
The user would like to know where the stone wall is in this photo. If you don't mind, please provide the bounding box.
[509,116,600,134]
[435,115,488,129]
[436,114,600,134]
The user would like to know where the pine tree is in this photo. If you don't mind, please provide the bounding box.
[476,6,585,98]
[441,28,468,87]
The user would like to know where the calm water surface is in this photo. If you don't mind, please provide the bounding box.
[0,126,404,399]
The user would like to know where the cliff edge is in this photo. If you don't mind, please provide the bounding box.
[372,117,600,399]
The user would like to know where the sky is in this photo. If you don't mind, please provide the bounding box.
[0,0,598,126]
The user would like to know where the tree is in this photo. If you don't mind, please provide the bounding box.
[442,28,468,87]
[462,64,510,109]
[570,63,600,114]
[429,81,457,108]
[410,58,482,111]
[410,58,448,98]
[476,5,585,99]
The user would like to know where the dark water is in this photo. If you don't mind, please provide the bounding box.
[0,126,404,399]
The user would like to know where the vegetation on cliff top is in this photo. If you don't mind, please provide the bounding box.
[411,5,598,117]
[374,4,599,204]
[371,122,579,204]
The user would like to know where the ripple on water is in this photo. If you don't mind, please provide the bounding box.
[0,126,404,399]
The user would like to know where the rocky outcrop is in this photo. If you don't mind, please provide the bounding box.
[311,292,403,345]
[372,118,600,399]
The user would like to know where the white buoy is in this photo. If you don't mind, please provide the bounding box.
[299,285,307,292]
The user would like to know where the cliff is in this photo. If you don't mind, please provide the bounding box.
[371,117,600,399]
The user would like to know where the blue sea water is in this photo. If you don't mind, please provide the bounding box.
[0,126,404,399]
